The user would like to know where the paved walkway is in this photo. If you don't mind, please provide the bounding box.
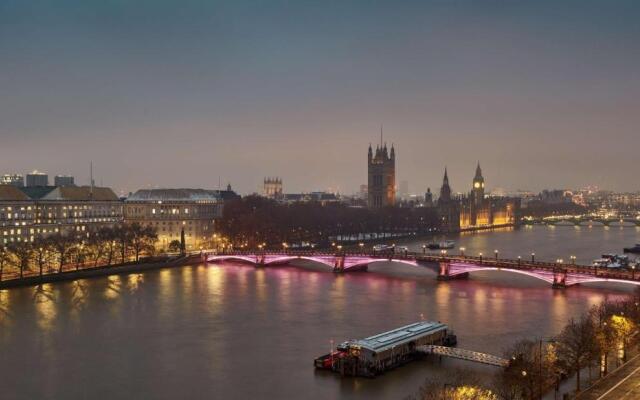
[576,353,640,400]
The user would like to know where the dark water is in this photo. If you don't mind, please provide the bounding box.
[0,226,639,400]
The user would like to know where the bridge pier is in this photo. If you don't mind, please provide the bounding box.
[437,261,468,281]
[333,254,346,273]
[255,254,266,268]
[552,269,567,289]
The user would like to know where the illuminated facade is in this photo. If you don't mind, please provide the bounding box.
[0,185,123,244]
[367,142,396,208]
[124,189,223,251]
[438,164,520,231]
[263,177,283,199]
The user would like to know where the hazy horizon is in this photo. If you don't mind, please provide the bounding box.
[1,0,639,195]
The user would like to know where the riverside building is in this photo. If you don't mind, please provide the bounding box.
[124,189,224,251]
[0,185,123,244]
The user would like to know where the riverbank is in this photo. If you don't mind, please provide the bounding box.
[0,254,203,290]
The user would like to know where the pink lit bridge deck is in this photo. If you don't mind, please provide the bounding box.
[205,250,640,289]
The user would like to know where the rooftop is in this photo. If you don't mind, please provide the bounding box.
[127,188,221,202]
[349,321,447,352]
[0,185,31,201]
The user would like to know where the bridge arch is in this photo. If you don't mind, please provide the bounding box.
[448,264,556,285]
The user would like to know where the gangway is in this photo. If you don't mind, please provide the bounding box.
[420,345,509,367]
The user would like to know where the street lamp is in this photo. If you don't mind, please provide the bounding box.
[479,252,483,261]
[531,252,535,262]
[460,247,466,257]
[422,244,427,254]
[359,242,364,252]
[517,255,521,265]
[494,249,499,260]
[570,255,576,265]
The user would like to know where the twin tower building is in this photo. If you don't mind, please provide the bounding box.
[367,141,520,231]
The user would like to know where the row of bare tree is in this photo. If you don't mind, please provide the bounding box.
[218,195,441,248]
[0,223,158,281]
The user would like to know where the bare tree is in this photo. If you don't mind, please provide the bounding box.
[49,232,77,273]
[7,242,33,279]
[128,223,158,262]
[32,236,53,278]
[0,244,12,281]
[555,316,595,392]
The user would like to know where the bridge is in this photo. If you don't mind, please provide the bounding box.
[419,345,509,367]
[523,215,640,227]
[206,250,640,289]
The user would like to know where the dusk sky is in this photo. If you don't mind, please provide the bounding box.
[1,0,639,196]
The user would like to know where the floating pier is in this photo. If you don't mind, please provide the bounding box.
[314,321,456,377]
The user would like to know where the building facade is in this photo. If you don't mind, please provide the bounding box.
[438,164,520,232]
[1,174,24,187]
[367,143,396,208]
[124,189,224,251]
[0,185,123,245]
[26,171,49,187]
[54,175,75,187]
[263,178,283,199]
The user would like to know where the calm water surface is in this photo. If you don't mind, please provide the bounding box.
[1,226,639,400]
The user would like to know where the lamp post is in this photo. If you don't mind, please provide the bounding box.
[479,252,483,261]
[570,255,576,265]
[531,252,535,262]
[422,244,427,254]
[632,265,636,280]
[494,249,499,260]
[518,255,521,265]
[460,247,465,257]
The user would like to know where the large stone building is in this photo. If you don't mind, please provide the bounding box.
[263,177,283,200]
[438,164,520,232]
[124,189,224,251]
[0,185,123,244]
[367,142,396,208]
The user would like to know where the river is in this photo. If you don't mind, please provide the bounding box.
[0,226,639,399]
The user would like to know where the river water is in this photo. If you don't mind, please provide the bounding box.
[1,226,639,400]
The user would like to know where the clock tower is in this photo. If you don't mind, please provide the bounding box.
[472,162,484,207]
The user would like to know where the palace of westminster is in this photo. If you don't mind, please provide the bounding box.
[367,141,520,231]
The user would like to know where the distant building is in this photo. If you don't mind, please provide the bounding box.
[263,177,283,200]
[1,185,122,244]
[438,164,520,232]
[54,175,75,187]
[1,174,24,187]
[424,188,433,207]
[367,141,396,208]
[26,171,48,187]
[399,180,409,201]
[282,191,341,205]
[124,189,224,251]
[359,184,368,200]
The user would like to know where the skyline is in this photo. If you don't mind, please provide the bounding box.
[2,0,639,194]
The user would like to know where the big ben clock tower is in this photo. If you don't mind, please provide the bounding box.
[472,162,485,207]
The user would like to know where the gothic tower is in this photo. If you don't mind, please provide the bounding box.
[472,162,485,207]
[439,168,451,204]
[367,133,396,208]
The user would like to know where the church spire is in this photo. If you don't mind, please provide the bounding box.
[443,167,449,184]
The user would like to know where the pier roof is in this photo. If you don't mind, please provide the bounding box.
[350,321,447,352]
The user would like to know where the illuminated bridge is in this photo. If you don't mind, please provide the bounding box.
[523,215,640,226]
[206,250,640,289]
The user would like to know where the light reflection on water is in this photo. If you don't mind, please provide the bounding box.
[0,226,637,400]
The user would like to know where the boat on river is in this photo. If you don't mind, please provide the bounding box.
[623,243,640,254]
[427,240,455,250]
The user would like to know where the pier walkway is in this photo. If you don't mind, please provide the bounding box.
[420,345,509,367]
